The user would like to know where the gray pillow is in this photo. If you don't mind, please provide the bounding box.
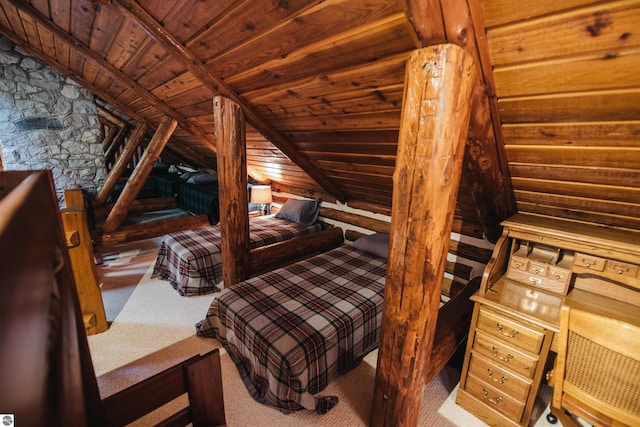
[352,233,389,259]
[187,173,217,184]
[275,198,320,226]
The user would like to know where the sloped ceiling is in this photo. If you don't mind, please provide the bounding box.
[1,0,638,232]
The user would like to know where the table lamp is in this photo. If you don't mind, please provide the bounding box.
[250,185,272,215]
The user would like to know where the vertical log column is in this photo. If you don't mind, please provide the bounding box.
[94,121,148,206]
[214,96,250,287]
[102,117,176,233]
[370,45,477,427]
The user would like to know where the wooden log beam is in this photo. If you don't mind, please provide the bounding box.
[214,96,250,287]
[93,196,177,221]
[112,0,347,202]
[95,214,210,247]
[370,45,477,427]
[102,117,177,233]
[95,121,148,206]
[249,226,344,276]
[404,0,517,242]
[319,206,391,234]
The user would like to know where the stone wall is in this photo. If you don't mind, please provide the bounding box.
[0,36,105,203]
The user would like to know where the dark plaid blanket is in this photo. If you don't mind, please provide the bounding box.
[196,244,387,412]
[152,216,324,296]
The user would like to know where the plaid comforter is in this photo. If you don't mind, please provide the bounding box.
[197,245,387,412]
[152,216,324,296]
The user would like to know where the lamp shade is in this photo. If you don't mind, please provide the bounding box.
[250,185,272,204]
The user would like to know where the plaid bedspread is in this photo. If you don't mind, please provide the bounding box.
[196,244,387,412]
[152,216,324,296]
[176,182,219,224]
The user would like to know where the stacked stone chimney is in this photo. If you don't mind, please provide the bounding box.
[0,35,106,203]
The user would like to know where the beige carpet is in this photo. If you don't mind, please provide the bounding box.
[88,240,560,426]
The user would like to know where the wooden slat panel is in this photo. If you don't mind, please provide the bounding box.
[504,145,640,168]
[244,53,407,105]
[88,4,125,57]
[487,1,640,66]
[515,190,639,218]
[508,163,640,187]
[303,152,396,166]
[228,14,415,92]
[480,0,601,28]
[516,201,640,231]
[317,160,395,176]
[205,0,402,79]
[297,142,398,155]
[494,51,640,98]
[502,122,640,146]
[511,177,640,204]
[269,110,401,131]
[498,90,640,123]
[186,0,319,61]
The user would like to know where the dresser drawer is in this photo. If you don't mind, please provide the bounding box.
[604,259,639,278]
[476,307,545,354]
[509,255,529,272]
[527,261,548,276]
[468,352,532,401]
[506,267,570,295]
[465,373,525,422]
[473,331,538,378]
[548,265,571,283]
[574,252,606,272]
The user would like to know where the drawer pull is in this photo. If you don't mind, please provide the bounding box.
[487,369,507,384]
[482,388,503,405]
[497,323,519,338]
[612,265,627,274]
[492,346,514,362]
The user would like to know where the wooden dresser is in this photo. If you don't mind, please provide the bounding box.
[455,213,640,426]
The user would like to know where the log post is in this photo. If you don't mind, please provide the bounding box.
[101,117,176,232]
[94,121,148,206]
[214,96,250,287]
[370,45,477,427]
[61,187,108,335]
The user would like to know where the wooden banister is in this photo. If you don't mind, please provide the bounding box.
[61,186,108,335]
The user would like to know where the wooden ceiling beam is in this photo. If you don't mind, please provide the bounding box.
[111,0,347,203]
[4,0,216,154]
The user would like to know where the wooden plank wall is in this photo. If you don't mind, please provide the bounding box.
[479,0,640,231]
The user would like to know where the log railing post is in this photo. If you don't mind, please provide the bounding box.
[370,44,477,427]
[102,117,176,232]
[61,186,108,335]
[214,96,250,287]
[94,121,148,206]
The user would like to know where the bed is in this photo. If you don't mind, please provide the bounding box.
[152,199,324,296]
[196,233,480,414]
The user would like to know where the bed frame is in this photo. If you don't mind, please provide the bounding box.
[0,170,225,427]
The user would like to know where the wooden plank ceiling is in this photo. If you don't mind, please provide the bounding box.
[0,0,638,231]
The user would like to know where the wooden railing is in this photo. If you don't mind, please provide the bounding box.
[61,186,108,335]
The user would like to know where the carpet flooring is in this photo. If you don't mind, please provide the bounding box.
[88,238,563,426]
